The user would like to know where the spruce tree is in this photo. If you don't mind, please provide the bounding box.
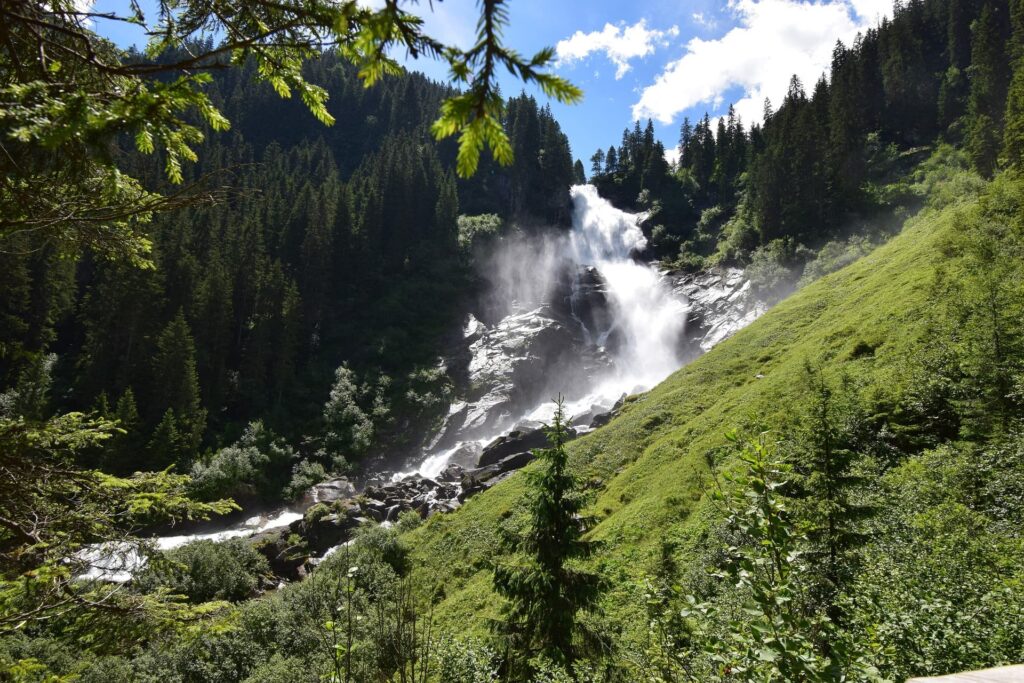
[492,398,602,675]
[788,366,873,623]
[151,310,206,457]
[573,159,587,185]
[148,408,184,471]
[1003,0,1024,166]
[966,2,1011,176]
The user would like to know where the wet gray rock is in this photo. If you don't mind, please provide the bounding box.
[431,303,612,450]
[669,267,776,353]
[299,477,356,508]
[477,426,567,467]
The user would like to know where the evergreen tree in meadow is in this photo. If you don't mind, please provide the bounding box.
[788,366,874,624]
[492,398,602,676]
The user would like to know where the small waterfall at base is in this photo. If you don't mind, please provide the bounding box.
[404,185,689,479]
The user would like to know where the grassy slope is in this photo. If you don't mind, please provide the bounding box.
[406,184,964,638]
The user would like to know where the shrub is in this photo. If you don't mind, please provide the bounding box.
[745,239,799,291]
[189,421,295,501]
[457,213,503,251]
[283,459,329,501]
[798,237,874,287]
[136,538,270,603]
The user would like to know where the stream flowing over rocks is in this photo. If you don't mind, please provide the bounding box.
[85,186,782,583]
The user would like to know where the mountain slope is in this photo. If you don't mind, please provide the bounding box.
[405,150,992,638]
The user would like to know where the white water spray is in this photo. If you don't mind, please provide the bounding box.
[568,184,687,393]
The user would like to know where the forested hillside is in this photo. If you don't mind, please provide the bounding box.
[0,51,577,500]
[3,0,1024,679]
[590,0,1022,278]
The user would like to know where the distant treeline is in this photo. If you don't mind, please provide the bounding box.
[0,51,577,477]
[589,0,1023,266]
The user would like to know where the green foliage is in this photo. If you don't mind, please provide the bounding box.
[491,398,603,676]
[785,368,875,621]
[744,239,803,292]
[966,2,1011,177]
[0,412,235,646]
[284,460,330,502]
[136,538,270,603]
[189,421,296,501]
[683,433,848,682]
[322,364,386,459]
[797,237,875,287]
[457,214,504,252]
[428,1,581,177]
[0,0,579,263]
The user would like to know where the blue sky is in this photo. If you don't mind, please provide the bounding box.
[92,0,893,168]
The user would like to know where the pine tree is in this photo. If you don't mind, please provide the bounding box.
[789,366,873,623]
[573,159,587,184]
[147,408,184,470]
[1003,0,1024,165]
[966,2,1011,176]
[107,388,142,473]
[150,310,206,457]
[605,146,618,174]
[589,149,605,176]
[492,398,602,676]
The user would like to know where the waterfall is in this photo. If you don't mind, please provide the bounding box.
[98,185,763,578]
[568,184,688,394]
[407,185,690,478]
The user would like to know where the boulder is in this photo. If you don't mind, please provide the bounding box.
[479,428,550,467]
[478,425,576,468]
[251,530,307,581]
[299,478,356,508]
[463,450,536,489]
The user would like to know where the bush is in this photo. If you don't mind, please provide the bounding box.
[798,237,874,287]
[241,654,318,683]
[457,213,503,251]
[283,459,329,501]
[189,421,295,501]
[745,239,800,291]
[136,538,270,603]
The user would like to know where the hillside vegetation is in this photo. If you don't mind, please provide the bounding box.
[405,152,1024,679]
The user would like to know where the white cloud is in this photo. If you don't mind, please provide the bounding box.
[692,12,717,29]
[557,20,680,80]
[664,144,682,167]
[632,0,890,126]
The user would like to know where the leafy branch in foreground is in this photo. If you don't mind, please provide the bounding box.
[0,413,235,649]
[674,432,883,683]
[0,0,580,262]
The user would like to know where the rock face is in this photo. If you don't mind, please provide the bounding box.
[669,267,775,354]
[430,295,612,451]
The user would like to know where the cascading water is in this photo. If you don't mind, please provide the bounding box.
[406,185,690,478]
[567,184,688,394]
[94,184,769,579]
